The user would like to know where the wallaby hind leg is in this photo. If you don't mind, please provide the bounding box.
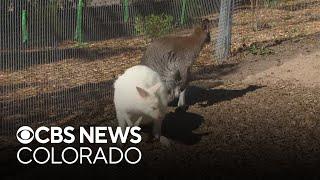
[177,89,189,112]
[177,89,186,107]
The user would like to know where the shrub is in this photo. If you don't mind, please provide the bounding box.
[264,0,279,7]
[134,14,173,39]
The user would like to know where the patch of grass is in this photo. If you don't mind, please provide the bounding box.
[283,15,294,20]
[73,42,90,49]
[248,44,275,56]
[291,28,298,34]
[253,21,272,31]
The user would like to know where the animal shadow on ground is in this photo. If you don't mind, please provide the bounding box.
[191,63,239,81]
[186,85,264,107]
[161,111,206,145]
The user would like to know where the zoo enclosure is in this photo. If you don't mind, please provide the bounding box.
[1,0,320,135]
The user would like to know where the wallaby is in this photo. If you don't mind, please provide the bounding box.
[140,19,211,111]
[113,65,170,145]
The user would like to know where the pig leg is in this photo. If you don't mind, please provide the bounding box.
[116,111,128,133]
[152,119,162,139]
[152,119,170,147]
[116,111,129,147]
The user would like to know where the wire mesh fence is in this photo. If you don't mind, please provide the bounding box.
[1,0,320,135]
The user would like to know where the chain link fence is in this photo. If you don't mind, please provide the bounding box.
[1,0,320,135]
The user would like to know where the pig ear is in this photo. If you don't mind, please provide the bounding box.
[149,83,162,93]
[136,86,150,98]
[201,18,210,32]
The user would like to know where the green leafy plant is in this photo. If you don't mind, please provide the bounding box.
[248,44,275,56]
[134,14,173,39]
[134,15,145,36]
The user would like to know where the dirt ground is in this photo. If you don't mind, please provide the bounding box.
[243,50,320,87]
[133,32,320,177]
[1,31,319,178]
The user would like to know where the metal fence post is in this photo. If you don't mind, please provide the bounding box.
[75,0,84,42]
[180,0,188,25]
[21,9,28,44]
[215,0,234,63]
[124,0,129,23]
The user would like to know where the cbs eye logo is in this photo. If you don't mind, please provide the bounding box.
[16,126,34,144]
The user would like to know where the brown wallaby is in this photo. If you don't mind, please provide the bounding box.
[140,19,211,111]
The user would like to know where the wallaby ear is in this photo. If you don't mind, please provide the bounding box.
[149,83,162,93]
[136,86,150,98]
[201,18,210,32]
